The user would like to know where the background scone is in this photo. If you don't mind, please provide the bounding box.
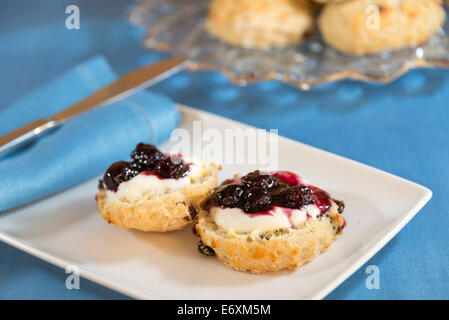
[312,0,345,3]
[195,171,345,273]
[318,0,446,55]
[96,143,220,232]
[206,0,314,49]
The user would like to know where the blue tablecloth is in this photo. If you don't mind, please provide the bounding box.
[1,0,448,299]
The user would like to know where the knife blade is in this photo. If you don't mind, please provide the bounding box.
[0,57,188,158]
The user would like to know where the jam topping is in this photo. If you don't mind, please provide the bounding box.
[100,143,190,191]
[155,155,189,179]
[271,171,303,186]
[102,161,139,192]
[275,185,316,209]
[311,187,332,213]
[208,170,334,215]
[273,171,332,213]
[130,143,164,171]
[243,187,273,213]
[214,184,244,208]
[241,171,278,189]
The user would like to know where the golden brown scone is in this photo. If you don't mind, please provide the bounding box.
[318,0,446,55]
[96,161,221,232]
[312,0,345,3]
[206,0,314,49]
[195,170,345,273]
[196,201,344,273]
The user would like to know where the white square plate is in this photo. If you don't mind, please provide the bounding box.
[0,105,432,299]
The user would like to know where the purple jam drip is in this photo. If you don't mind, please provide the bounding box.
[271,171,304,186]
[311,187,332,213]
[273,171,332,214]
[247,208,274,218]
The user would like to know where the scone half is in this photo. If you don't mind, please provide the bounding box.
[195,171,345,273]
[96,143,221,232]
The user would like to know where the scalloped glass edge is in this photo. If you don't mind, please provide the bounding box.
[126,0,449,90]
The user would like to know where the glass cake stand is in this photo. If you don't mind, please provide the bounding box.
[127,0,449,89]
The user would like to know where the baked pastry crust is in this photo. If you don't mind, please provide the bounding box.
[312,0,345,3]
[206,0,314,49]
[96,162,220,232]
[318,0,446,55]
[195,200,344,273]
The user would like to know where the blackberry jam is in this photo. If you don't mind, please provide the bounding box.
[101,143,190,191]
[102,161,138,191]
[209,170,334,215]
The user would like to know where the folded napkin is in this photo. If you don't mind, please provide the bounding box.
[0,55,180,211]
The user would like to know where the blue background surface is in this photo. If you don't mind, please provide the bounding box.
[1,0,448,299]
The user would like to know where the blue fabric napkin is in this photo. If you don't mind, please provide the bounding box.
[0,55,180,211]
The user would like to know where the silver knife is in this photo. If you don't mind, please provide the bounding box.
[0,57,188,158]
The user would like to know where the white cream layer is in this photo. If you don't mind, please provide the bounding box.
[211,204,320,234]
[106,160,203,202]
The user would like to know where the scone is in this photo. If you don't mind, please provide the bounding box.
[312,0,345,3]
[96,143,221,232]
[318,0,446,55]
[195,170,345,273]
[206,0,314,49]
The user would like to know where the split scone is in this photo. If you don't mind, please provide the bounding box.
[312,0,345,3]
[318,0,446,55]
[96,143,221,232]
[195,170,345,273]
[206,0,314,49]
